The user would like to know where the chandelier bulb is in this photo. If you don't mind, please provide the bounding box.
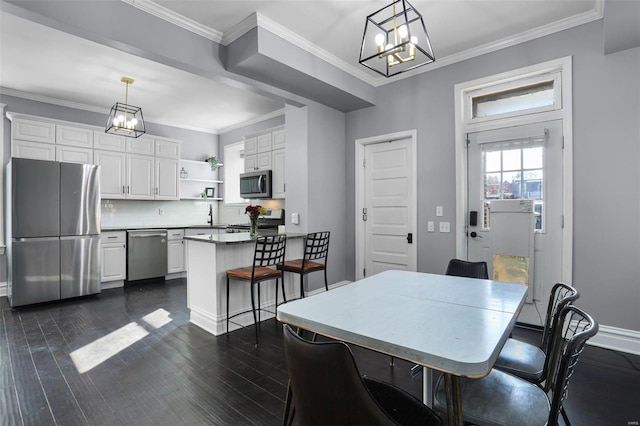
[375,33,385,47]
[410,36,418,45]
[398,25,408,39]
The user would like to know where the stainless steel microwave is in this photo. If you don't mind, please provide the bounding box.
[240,170,272,199]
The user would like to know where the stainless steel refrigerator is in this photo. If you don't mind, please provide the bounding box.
[6,158,101,307]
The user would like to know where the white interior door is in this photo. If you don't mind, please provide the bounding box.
[467,120,564,325]
[363,138,416,277]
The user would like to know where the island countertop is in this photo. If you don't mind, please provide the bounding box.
[184,232,307,244]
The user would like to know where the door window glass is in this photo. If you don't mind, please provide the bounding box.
[482,139,545,230]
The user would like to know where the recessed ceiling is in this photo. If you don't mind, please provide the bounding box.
[0,0,600,133]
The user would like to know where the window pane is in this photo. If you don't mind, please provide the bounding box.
[502,171,521,199]
[472,80,555,119]
[484,173,501,199]
[484,151,501,172]
[523,170,543,199]
[523,147,543,169]
[502,149,521,171]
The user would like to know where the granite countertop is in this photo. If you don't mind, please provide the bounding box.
[101,224,229,232]
[184,232,306,245]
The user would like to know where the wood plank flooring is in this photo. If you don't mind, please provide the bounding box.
[1,278,638,425]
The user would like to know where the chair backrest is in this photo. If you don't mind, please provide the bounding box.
[303,231,330,262]
[540,283,580,355]
[253,235,286,269]
[445,258,489,279]
[543,305,598,426]
[282,324,396,425]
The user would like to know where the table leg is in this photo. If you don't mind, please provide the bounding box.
[422,366,433,408]
[443,373,463,426]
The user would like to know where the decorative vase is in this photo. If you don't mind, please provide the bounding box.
[250,216,258,237]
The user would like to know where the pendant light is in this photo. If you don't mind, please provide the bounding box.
[105,76,146,138]
[359,0,435,78]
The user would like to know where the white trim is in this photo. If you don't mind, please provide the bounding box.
[588,324,640,356]
[0,103,6,253]
[126,1,602,87]
[121,0,223,42]
[355,130,418,280]
[0,282,6,298]
[218,108,285,135]
[454,56,573,286]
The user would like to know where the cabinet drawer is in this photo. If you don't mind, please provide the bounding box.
[101,231,126,243]
[167,229,185,240]
[184,228,217,237]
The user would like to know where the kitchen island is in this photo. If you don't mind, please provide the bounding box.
[184,232,306,336]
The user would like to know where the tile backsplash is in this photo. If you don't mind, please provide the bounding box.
[100,199,217,228]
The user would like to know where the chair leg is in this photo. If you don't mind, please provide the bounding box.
[249,281,259,346]
[257,281,261,323]
[300,274,305,298]
[281,276,287,303]
[561,406,571,426]
[324,267,329,291]
[226,276,230,334]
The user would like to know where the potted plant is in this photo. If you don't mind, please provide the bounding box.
[205,156,220,171]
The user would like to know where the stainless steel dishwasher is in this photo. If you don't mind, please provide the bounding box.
[127,229,168,281]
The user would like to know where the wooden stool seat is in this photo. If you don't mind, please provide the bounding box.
[227,266,283,280]
[278,259,325,274]
[277,231,330,299]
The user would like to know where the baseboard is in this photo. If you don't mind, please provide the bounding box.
[588,324,640,356]
[306,280,351,297]
[0,281,6,298]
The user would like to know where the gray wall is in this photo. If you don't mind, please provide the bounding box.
[345,20,640,331]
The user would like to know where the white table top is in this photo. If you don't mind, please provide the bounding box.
[277,270,527,378]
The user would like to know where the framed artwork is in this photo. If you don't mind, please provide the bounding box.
[205,187,215,198]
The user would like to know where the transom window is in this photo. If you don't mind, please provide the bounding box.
[482,138,545,230]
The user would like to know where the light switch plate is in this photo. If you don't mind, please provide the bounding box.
[428,221,435,232]
[291,212,299,225]
[439,221,450,233]
[436,206,443,217]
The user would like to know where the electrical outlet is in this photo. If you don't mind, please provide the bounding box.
[439,221,450,233]
[428,221,435,232]
[436,205,443,217]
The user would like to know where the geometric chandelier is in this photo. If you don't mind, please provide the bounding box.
[105,76,146,138]
[359,0,435,78]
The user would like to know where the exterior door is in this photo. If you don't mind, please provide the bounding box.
[363,138,416,277]
[467,120,563,325]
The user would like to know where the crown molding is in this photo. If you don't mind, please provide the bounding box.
[218,108,285,135]
[121,0,223,43]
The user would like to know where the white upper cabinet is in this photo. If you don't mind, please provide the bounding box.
[94,131,126,152]
[272,128,286,150]
[272,149,285,199]
[126,137,155,155]
[127,154,155,199]
[244,136,257,156]
[56,125,93,148]
[12,118,55,144]
[95,150,126,199]
[155,138,181,159]
[257,133,272,153]
[155,157,180,200]
[56,146,93,164]
[12,140,55,161]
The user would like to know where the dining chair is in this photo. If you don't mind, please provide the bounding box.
[282,324,442,426]
[433,304,598,426]
[277,231,330,299]
[226,235,286,346]
[445,258,489,279]
[494,282,579,384]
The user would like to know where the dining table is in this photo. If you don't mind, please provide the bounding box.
[276,269,528,426]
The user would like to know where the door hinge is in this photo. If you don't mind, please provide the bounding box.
[466,135,471,146]
[562,136,565,149]
[362,208,367,221]
[363,268,366,277]
[562,215,564,228]
[363,158,366,167]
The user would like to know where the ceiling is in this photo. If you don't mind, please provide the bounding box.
[0,0,600,134]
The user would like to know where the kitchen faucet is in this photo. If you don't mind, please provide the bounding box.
[207,204,213,226]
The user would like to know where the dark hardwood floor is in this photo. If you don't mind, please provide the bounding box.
[1,279,638,425]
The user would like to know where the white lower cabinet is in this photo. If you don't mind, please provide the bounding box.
[101,231,126,288]
[167,229,185,274]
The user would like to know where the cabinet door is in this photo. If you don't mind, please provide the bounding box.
[155,138,181,159]
[272,149,286,199]
[167,239,185,273]
[12,118,55,144]
[272,128,286,150]
[12,140,56,160]
[155,157,179,200]
[245,154,258,172]
[126,137,155,155]
[257,133,272,153]
[56,125,93,148]
[257,151,272,170]
[56,145,93,164]
[95,150,126,199]
[101,243,126,281]
[127,154,154,199]
[244,136,257,156]
[94,131,126,151]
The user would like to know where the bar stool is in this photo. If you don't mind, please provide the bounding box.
[226,235,287,346]
[278,231,330,299]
